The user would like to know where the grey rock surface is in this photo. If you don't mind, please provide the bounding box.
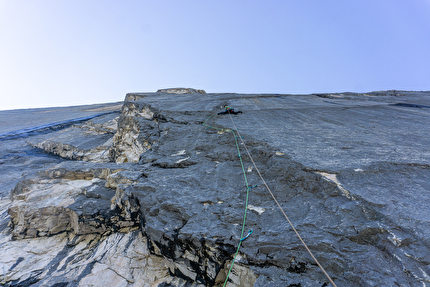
[0,90,429,286]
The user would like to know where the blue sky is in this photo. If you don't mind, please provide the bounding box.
[1,0,429,110]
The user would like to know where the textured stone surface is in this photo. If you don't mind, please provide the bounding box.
[1,90,430,286]
[27,113,118,162]
[156,88,206,94]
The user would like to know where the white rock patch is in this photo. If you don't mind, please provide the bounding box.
[171,150,186,156]
[247,205,266,215]
[175,157,190,164]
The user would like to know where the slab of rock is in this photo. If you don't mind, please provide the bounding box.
[27,113,119,162]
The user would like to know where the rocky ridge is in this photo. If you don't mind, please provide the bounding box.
[1,89,430,286]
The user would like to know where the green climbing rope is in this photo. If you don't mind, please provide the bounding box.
[201,114,252,287]
[203,113,338,287]
[202,114,231,132]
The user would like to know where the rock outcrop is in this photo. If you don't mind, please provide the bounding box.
[27,114,118,163]
[156,88,206,94]
[1,90,430,286]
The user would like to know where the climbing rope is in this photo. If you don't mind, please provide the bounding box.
[221,129,253,287]
[202,111,337,287]
[227,113,338,287]
[201,114,252,286]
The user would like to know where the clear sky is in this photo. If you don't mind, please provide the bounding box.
[1,0,429,110]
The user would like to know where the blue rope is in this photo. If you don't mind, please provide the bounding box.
[240,229,253,241]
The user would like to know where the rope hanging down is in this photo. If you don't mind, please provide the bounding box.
[227,113,337,287]
[224,129,252,287]
[202,115,253,286]
[202,112,337,287]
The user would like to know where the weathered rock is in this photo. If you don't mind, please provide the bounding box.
[157,88,206,94]
[109,102,158,163]
[7,163,145,239]
[0,230,178,286]
[27,113,119,163]
[8,205,79,239]
[29,139,112,162]
[1,90,430,286]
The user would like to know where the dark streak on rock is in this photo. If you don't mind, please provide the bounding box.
[0,111,119,141]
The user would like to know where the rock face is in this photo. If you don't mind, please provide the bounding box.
[1,90,430,286]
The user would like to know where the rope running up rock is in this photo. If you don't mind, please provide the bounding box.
[202,112,337,287]
[202,115,252,286]
[227,113,337,287]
